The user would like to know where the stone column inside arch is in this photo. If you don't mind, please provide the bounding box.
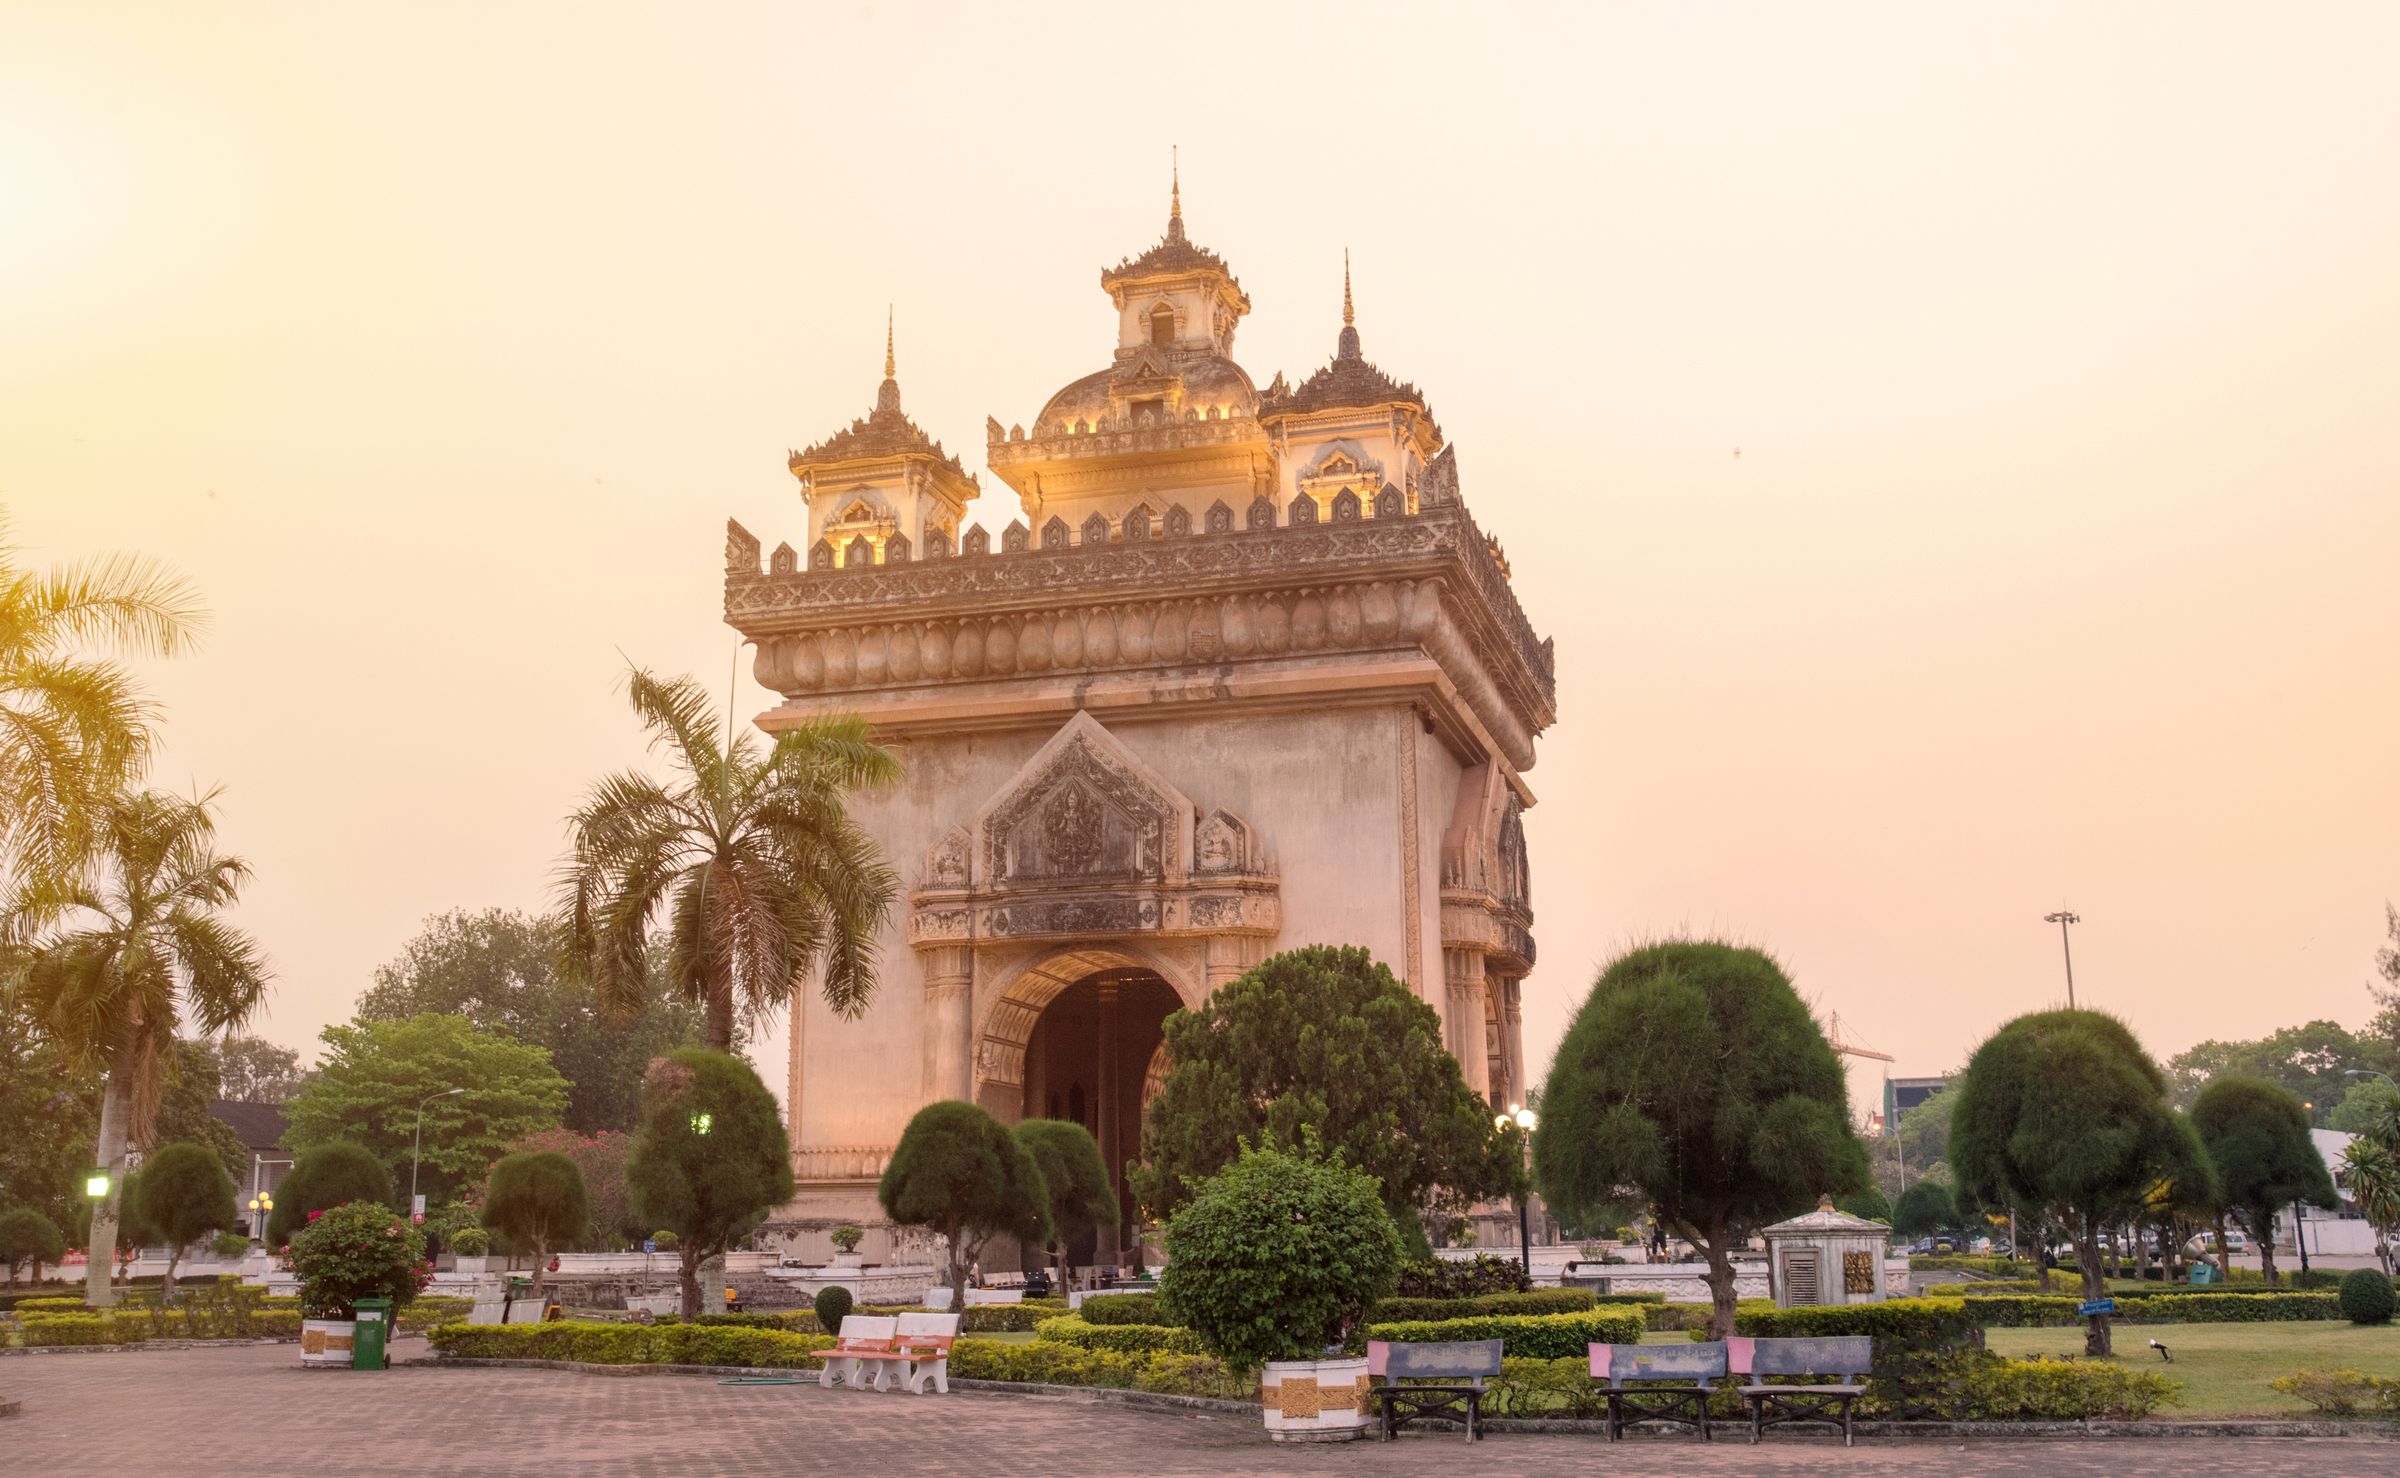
[921,946,974,1105]
[1096,979,1122,1268]
[1443,947,1491,1102]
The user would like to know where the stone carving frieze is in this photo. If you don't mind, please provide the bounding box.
[906,712,1279,951]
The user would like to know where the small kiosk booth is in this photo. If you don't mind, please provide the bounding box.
[1762,1196,1893,1308]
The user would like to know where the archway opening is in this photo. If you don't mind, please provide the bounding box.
[1016,968,1179,1275]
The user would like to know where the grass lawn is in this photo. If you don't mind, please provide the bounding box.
[1983,1320,2400,1417]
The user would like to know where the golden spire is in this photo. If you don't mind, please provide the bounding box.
[883,305,895,380]
[1343,249,1354,326]
[1171,145,1181,221]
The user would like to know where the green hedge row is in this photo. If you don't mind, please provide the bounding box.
[664,1300,1066,1335]
[1031,1315,1208,1356]
[17,1306,307,1344]
[20,1315,145,1345]
[1368,1289,1610,1324]
[1076,1294,1169,1327]
[946,1338,1250,1398]
[429,1321,836,1367]
[1924,1281,2041,1296]
[1367,1307,1646,1360]
[1963,1292,2343,1326]
[1646,1299,1775,1333]
[1468,1351,2180,1422]
[1909,1256,2031,1278]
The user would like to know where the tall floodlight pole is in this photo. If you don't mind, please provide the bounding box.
[2044,911,2081,1009]
[411,1088,466,1217]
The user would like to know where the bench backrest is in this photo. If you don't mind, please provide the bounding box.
[1378,1339,1505,1382]
[895,1312,960,1342]
[1589,1342,1729,1388]
[1749,1336,1873,1382]
[835,1314,899,1344]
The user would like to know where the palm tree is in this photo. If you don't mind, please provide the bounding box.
[0,509,207,880]
[558,668,901,1051]
[10,788,270,1306]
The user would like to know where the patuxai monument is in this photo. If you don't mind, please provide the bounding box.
[723,183,1555,1271]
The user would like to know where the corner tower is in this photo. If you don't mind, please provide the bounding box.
[781,315,981,572]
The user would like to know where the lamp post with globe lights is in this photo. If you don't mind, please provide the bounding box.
[1494,1104,1538,1273]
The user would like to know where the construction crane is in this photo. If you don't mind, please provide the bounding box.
[1826,1012,1894,1064]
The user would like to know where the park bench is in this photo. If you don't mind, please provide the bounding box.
[818,1315,900,1391]
[893,1311,962,1395]
[1589,1341,1729,1440]
[1365,1339,1504,1441]
[1739,1336,1874,1445]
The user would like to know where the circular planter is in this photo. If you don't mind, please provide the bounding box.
[1261,1357,1371,1442]
[299,1318,356,1367]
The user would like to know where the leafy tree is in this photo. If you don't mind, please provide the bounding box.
[1950,1009,2217,1354]
[281,1014,568,1205]
[0,1207,68,1285]
[1836,1184,1892,1223]
[2326,1076,2399,1135]
[2340,1139,2397,1276]
[481,1151,589,1299]
[499,1129,638,1248]
[10,788,270,1307]
[1014,1118,1119,1277]
[1158,1135,1404,1367]
[133,1141,236,1304]
[2191,1077,2339,1286]
[0,506,206,880]
[879,1100,1049,1311]
[1534,941,1868,1339]
[1131,945,1506,1250]
[265,1141,394,1247]
[289,1200,430,1320]
[2166,1019,2394,1119]
[359,908,719,1132]
[155,1039,251,1182]
[558,669,901,1051]
[626,1048,792,1316]
[1892,1180,1957,1239]
[0,994,103,1240]
[211,1035,308,1104]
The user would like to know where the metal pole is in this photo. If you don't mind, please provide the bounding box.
[1519,1197,1532,1275]
[2044,912,2081,1009]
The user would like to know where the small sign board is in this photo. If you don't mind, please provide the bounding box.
[644,1240,657,1254]
[2077,1298,2117,1317]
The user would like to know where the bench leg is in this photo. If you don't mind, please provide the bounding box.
[1747,1395,1761,1444]
[1697,1390,1709,1443]
[1843,1396,1853,1448]
[1465,1391,1479,1443]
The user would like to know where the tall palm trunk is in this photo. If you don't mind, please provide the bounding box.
[85,1074,131,1308]
[705,984,734,1054]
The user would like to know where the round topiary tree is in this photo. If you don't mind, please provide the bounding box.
[2338,1267,2396,1326]
[1158,1134,1403,1368]
[1893,1180,1958,1240]
[2192,1076,2340,1288]
[135,1142,240,1305]
[1014,1118,1119,1281]
[626,1049,793,1316]
[481,1151,590,1300]
[0,1207,68,1287]
[289,1200,430,1320]
[813,1283,854,1332]
[449,1226,491,1258]
[879,1100,1050,1311]
[266,1141,393,1247]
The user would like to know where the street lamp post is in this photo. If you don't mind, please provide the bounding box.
[1495,1105,1539,1274]
[2043,911,2081,1009]
[411,1088,466,1222]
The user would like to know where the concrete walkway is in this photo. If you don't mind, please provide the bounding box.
[2,1337,2395,1476]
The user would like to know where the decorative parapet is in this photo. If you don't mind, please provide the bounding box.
[792,1145,894,1183]
[724,501,1555,751]
[987,409,1265,463]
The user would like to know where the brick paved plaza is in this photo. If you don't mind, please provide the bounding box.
[4,1338,2395,1477]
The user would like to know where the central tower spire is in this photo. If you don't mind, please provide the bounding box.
[877,305,901,413]
[1337,251,1360,360]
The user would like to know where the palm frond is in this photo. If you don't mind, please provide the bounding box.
[12,548,210,660]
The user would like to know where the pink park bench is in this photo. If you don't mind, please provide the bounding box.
[818,1312,962,1394]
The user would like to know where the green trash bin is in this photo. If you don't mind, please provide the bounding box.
[351,1297,393,1370]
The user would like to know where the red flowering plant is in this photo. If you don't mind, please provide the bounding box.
[289,1200,432,1319]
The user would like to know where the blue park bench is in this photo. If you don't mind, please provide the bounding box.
[1740,1335,1874,1445]
[1589,1341,1729,1440]
[1364,1339,1504,1441]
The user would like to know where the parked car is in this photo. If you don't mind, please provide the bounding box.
[2186,1229,2251,1254]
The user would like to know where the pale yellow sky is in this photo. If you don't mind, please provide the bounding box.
[5,3,2395,1123]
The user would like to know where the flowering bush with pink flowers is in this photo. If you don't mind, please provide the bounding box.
[290,1201,432,1318]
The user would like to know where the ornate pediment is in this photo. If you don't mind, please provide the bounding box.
[907,712,1278,949]
[976,712,1191,888]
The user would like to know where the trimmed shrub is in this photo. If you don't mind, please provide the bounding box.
[1078,1292,1170,1326]
[2288,1268,2345,1292]
[2337,1269,2396,1326]
[1961,1355,2183,1421]
[290,1201,431,1319]
[1365,1308,1645,1360]
[1908,1256,2031,1277]
[449,1227,491,1257]
[945,1336,1249,1398]
[1393,1254,1533,1299]
[1961,1292,2342,1327]
[1733,1297,1970,1341]
[814,1284,854,1331]
[1033,1314,1207,1355]
[1656,1299,1773,1333]
[431,1319,835,1367]
[2270,1367,2400,1417]
[17,1296,92,1313]
[21,1314,143,1345]
[1368,1289,1604,1324]
[1924,1281,2040,1296]
[266,1142,393,1246]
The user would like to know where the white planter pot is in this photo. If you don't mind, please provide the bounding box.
[450,1256,491,1274]
[1261,1357,1371,1443]
[299,1318,356,1367]
[831,1252,864,1268]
